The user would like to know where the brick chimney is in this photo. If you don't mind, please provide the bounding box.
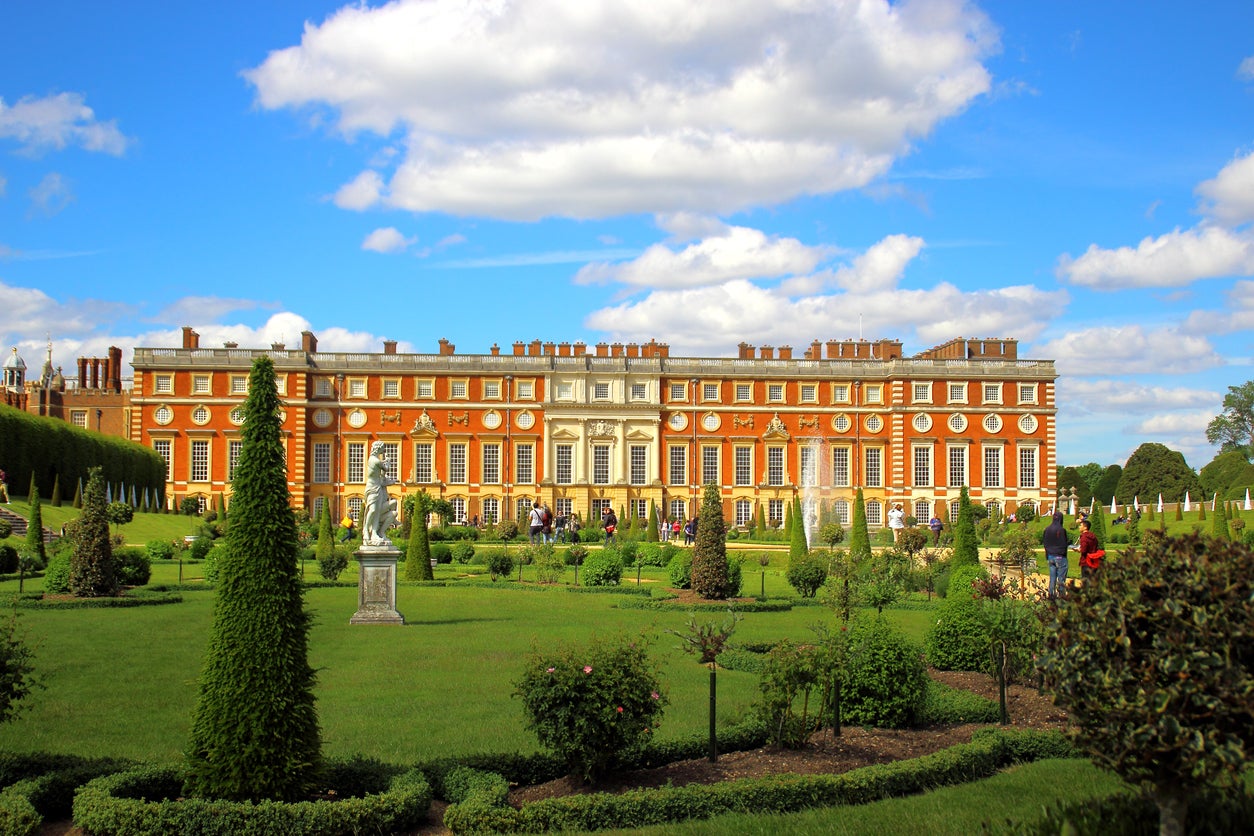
[778,345,792,360]
[437,338,455,356]
[182,327,200,350]
[513,341,526,356]
[384,340,398,355]
[301,330,318,353]
[490,343,501,356]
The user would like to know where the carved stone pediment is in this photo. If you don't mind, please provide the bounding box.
[551,426,580,440]
[624,427,654,441]
[410,409,438,438]
[587,419,617,439]
[763,412,791,441]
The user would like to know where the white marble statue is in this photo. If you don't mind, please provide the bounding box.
[362,441,398,546]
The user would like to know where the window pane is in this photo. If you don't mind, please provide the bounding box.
[414,443,432,483]
[483,444,500,483]
[516,444,534,484]
[592,445,610,484]
[734,447,752,486]
[669,447,687,485]
[449,443,467,483]
[702,447,719,485]
[555,444,573,484]
[767,448,784,486]
[832,448,849,487]
[347,442,365,483]
[630,445,648,485]
[864,448,882,487]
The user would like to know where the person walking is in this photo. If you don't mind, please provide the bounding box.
[1075,518,1103,585]
[1041,510,1070,600]
[601,507,617,546]
[683,517,696,545]
[528,501,545,545]
[554,510,568,543]
[887,503,905,542]
[338,515,355,543]
[928,514,942,545]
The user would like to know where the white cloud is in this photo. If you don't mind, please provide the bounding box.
[1057,225,1254,289]
[248,0,995,220]
[1238,55,1254,81]
[1033,325,1223,375]
[0,92,130,155]
[154,296,276,323]
[361,227,415,253]
[1180,279,1254,335]
[829,234,924,293]
[574,224,830,289]
[28,173,74,216]
[1128,410,1214,436]
[1058,380,1219,413]
[1195,149,1254,227]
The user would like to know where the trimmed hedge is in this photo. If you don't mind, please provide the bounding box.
[0,591,182,609]
[614,597,793,613]
[72,761,433,835]
[1011,784,1254,835]
[443,727,1073,833]
[0,754,135,836]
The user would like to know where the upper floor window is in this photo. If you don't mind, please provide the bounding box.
[864,385,883,404]
[593,382,610,400]
[669,382,687,401]
[193,375,210,394]
[735,383,752,403]
[71,410,88,428]
[767,384,784,402]
[483,379,501,399]
[1018,384,1037,405]
[912,382,931,403]
[982,383,1001,404]
[154,374,173,394]
[230,375,248,395]
[702,382,719,401]
[348,378,366,398]
[832,384,850,403]
[799,383,817,403]
[516,380,535,400]
[382,379,400,398]
[630,383,647,401]
[450,379,468,399]
[416,379,434,399]
[948,382,967,403]
[314,378,332,398]
[556,381,574,400]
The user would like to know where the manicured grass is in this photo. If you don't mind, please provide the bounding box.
[2,500,199,546]
[600,758,1130,835]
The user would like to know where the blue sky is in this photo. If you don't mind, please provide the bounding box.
[2,0,1252,471]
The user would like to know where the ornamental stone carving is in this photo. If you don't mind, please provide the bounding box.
[763,412,790,440]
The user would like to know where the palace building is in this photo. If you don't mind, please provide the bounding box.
[126,327,1057,530]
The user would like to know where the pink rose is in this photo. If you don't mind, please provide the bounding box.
[583,665,593,674]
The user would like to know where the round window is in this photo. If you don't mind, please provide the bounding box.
[983,414,1003,433]
[1019,414,1038,433]
[230,406,246,425]
[347,409,367,428]
[191,405,210,426]
[864,415,883,433]
[948,413,968,433]
[832,414,851,432]
[912,413,932,433]
[482,410,502,430]
[312,408,332,428]
[516,411,535,430]
[154,405,173,425]
[701,412,721,432]
[668,412,688,431]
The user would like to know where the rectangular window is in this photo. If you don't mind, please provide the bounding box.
[275,376,287,396]
[669,446,687,485]
[948,446,968,486]
[800,446,817,487]
[1018,384,1036,404]
[702,446,719,486]
[592,444,610,485]
[767,384,784,402]
[591,498,611,520]
[450,380,468,399]
[984,446,1002,488]
[1019,446,1038,489]
[416,379,434,399]
[482,443,500,483]
[555,444,573,484]
[228,440,243,480]
[669,382,687,401]
[832,384,849,403]
[630,445,648,485]
[983,383,1001,404]
[516,498,532,522]
[313,442,331,483]
[557,381,574,400]
[913,445,932,487]
[482,497,500,525]
[630,383,646,401]
[670,498,688,521]
[702,382,719,401]
[948,382,966,403]
[483,380,501,399]
[193,375,210,394]
[768,499,785,526]
[448,443,467,483]
[414,442,433,483]
[70,410,87,428]
[865,447,882,487]
[735,499,752,527]
[832,447,850,487]
[516,443,534,484]
[912,383,930,403]
[450,498,466,524]
[799,383,817,403]
[153,439,172,480]
[154,374,173,394]
[767,447,785,486]
[734,446,752,486]
[348,378,366,398]
[315,378,332,398]
[735,383,752,402]
[380,443,399,480]
[347,442,365,483]
[516,380,535,400]
[383,379,400,398]
[556,497,573,518]
[593,382,610,400]
[191,440,209,482]
[864,385,883,404]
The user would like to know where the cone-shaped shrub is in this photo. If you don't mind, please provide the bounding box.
[789,496,808,563]
[1211,499,1230,540]
[690,483,731,599]
[849,488,871,563]
[1174,503,1183,521]
[952,486,979,568]
[69,468,117,596]
[645,501,659,542]
[186,356,320,802]
[315,503,334,564]
[406,492,434,581]
[25,489,46,564]
[1090,505,1107,547]
[72,478,82,509]
[1198,503,1206,521]
[49,475,61,507]
[754,503,766,538]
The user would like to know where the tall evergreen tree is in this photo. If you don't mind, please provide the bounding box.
[1211,497,1230,540]
[849,488,871,563]
[405,492,434,581]
[186,356,320,802]
[645,501,659,542]
[1089,505,1108,547]
[690,483,731,599]
[952,486,979,568]
[315,503,334,564]
[25,488,45,564]
[68,467,117,596]
[754,504,766,539]
[789,496,808,563]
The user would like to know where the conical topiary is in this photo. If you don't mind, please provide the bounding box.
[72,478,83,509]
[952,487,979,568]
[69,468,117,596]
[849,488,871,564]
[645,501,659,542]
[1211,498,1230,541]
[690,483,731,599]
[50,475,61,507]
[789,496,808,563]
[185,356,320,802]
[406,492,434,581]
[25,488,46,564]
[754,503,766,539]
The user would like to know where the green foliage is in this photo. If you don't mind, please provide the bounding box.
[1117,442,1202,505]
[485,549,515,580]
[514,633,667,782]
[563,543,588,566]
[785,555,828,598]
[1200,450,1254,499]
[24,490,45,565]
[49,475,61,508]
[1093,463,1123,504]
[450,540,475,564]
[68,468,118,597]
[645,501,659,543]
[1039,533,1254,835]
[105,501,134,534]
[186,356,321,803]
[114,547,152,587]
[756,639,823,748]
[532,545,565,584]
[1205,379,1254,458]
[1089,504,1107,546]
[0,611,38,727]
[753,503,766,538]
[924,564,991,671]
[145,540,175,561]
[669,606,741,665]
[848,488,871,563]
[178,497,199,516]
[952,487,978,568]
[667,550,692,588]
[1211,495,1231,540]
[318,548,348,580]
[841,616,928,728]
[789,496,808,562]
[42,551,71,594]
[315,503,333,565]
[990,528,1037,577]
[405,491,435,581]
[0,518,9,540]
[581,551,622,586]
[818,521,845,550]
[691,484,732,599]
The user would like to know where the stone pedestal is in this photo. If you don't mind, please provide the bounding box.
[350,545,405,625]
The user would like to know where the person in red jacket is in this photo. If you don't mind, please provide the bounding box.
[1076,518,1103,584]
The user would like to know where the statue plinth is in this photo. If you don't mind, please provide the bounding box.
[350,543,405,625]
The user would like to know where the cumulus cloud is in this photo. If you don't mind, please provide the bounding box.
[1180,279,1254,335]
[0,92,130,155]
[248,0,995,220]
[1128,410,1215,436]
[154,296,277,324]
[1057,380,1220,413]
[1196,149,1254,227]
[28,172,74,216]
[361,226,416,253]
[0,280,134,351]
[1057,225,1254,289]
[1033,325,1223,376]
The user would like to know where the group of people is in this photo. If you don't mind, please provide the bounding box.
[1041,510,1103,600]
[528,502,581,544]
[888,503,946,545]
[657,516,697,544]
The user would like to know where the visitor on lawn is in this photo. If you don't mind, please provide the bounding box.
[1041,510,1070,600]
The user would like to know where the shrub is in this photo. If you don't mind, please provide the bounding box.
[430,543,452,564]
[0,519,10,540]
[725,556,744,598]
[842,616,928,728]
[691,483,732,598]
[441,766,509,806]
[514,634,666,782]
[485,550,514,580]
[532,546,565,584]
[114,548,152,587]
[188,536,213,562]
[924,564,991,671]
[0,545,16,575]
[582,551,623,587]
[667,551,692,589]
[145,540,175,562]
[756,639,823,747]
[616,539,638,567]
[42,551,71,594]
[785,556,828,598]
[564,543,588,566]
[69,467,118,597]
[493,520,519,541]
[451,540,475,564]
[319,548,348,581]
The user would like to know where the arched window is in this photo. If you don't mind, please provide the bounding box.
[735,499,752,527]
